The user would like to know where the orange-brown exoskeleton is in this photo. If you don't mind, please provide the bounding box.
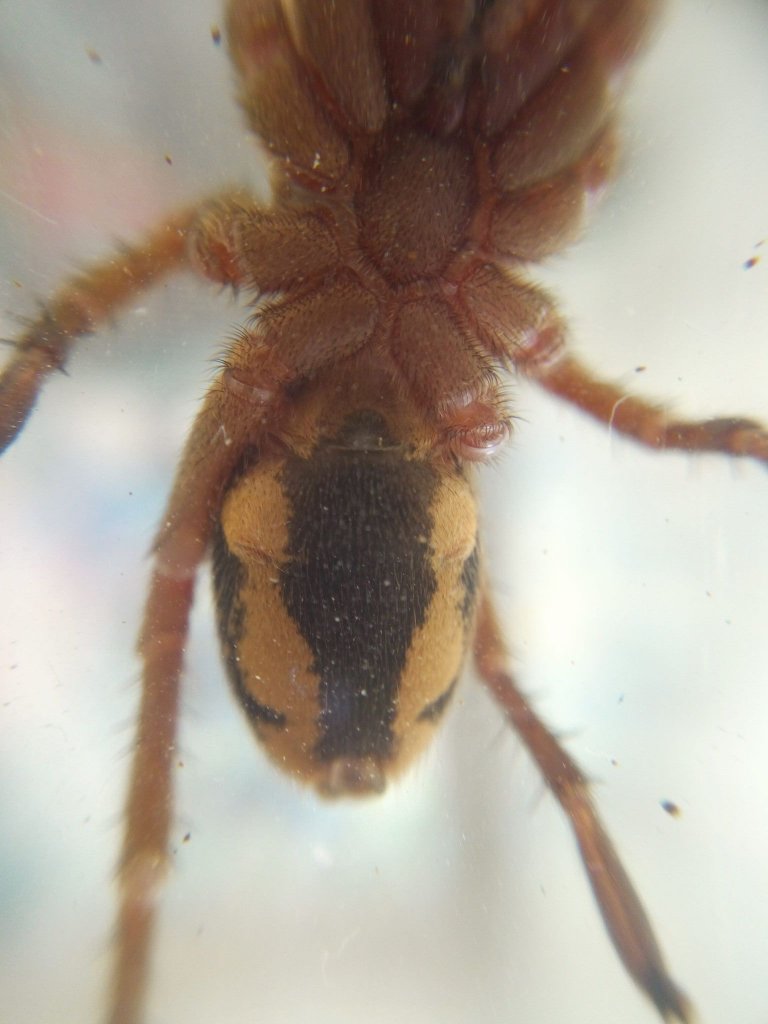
[2,2,767,1023]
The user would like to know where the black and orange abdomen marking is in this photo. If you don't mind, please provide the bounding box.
[213,408,479,795]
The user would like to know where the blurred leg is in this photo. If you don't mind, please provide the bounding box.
[472,588,693,1023]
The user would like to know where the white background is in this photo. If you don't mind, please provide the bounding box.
[1,2,767,1023]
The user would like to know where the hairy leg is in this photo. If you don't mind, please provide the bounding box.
[472,588,692,1023]
[105,368,279,1023]
[0,193,266,453]
[537,353,768,465]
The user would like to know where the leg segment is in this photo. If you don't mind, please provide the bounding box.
[472,589,692,1023]
[1,208,199,451]
[537,354,768,465]
[109,569,194,1024]
[456,264,767,466]
[0,192,270,453]
[105,370,279,1024]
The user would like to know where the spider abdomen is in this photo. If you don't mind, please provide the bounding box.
[212,401,480,796]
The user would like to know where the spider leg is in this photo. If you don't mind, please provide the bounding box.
[0,192,265,453]
[535,353,768,466]
[0,209,190,451]
[472,588,693,1024]
[106,368,280,1024]
[456,264,767,467]
[109,567,193,1024]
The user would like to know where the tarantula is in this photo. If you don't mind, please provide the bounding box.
[2,2,766,1023]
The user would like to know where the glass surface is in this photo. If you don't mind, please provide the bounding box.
[1,3,767,1023]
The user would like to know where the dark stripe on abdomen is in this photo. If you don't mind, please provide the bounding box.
[279,419,439,763]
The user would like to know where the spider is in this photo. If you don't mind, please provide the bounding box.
[1,2,767,1024]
